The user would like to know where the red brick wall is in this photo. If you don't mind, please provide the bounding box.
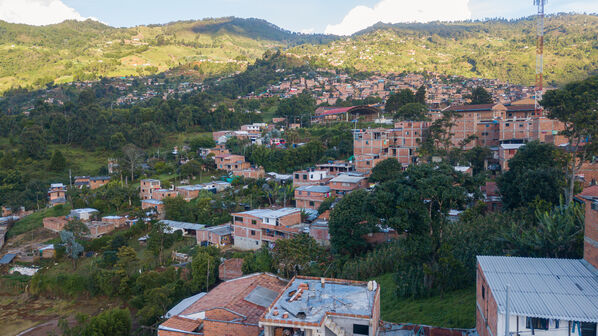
[43,216,68,232]
[476,264,498,336]
[203,320,258,336]
[89,179,109,190]
[584,199,598,269]
[278,212,302,227]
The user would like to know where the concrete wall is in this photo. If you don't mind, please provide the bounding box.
[233,235,262,250]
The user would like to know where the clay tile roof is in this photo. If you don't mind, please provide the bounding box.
[181,273,288,325]
[445,104,494,112]
[576,185,598,199]
[160,316,202,332]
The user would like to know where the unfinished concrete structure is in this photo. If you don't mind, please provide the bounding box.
[260,276,381,336]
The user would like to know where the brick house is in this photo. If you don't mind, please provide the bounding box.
[89,176,111,189]
[218,258,244,281]
[140,179,161,200]
[295,185,330,210]
[293,168,330,187]
[158,273,288,336]
[101,216,127,228]
[48,183,67,206]
[43,216,68,232]
[476,186,598,336]
[142,199,164,217]
[233,167,266,179]
[309,219,330,246]
[329,174,368,198]
[152,189,180,201]
[576,186,598,270]
[215,154,251,172]
[481,181,503,212]
[260,276,381,336]
[498,144,525,171]
[87,221,116,238]
[73,176,91,189]
[231,208,302,250]
[315,161,354,176]
[196,224,233,247]
[579,162,598,187]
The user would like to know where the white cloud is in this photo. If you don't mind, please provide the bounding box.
[300,27,315,34]
[325,0,472,36]
[0,0,94,26]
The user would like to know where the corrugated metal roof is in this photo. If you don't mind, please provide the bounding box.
[0,253,16,264]
[296,185,330,193]
[165,292,206,318]
[478,256,598,322]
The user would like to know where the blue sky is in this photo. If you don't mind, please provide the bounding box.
[0,0,597,35]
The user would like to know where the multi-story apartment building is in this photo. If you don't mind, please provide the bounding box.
[231,208,302,250]
[353,122,428,174]
[140,179,161,200]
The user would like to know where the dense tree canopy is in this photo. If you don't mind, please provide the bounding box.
[498,141,566,209]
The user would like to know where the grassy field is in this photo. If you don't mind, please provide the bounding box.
[374,273,476,329]
[7,205,71,238]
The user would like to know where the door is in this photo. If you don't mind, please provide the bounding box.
[582,323,597,336]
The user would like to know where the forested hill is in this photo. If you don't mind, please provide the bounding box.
[0,17,336,93]
[1,14,597,93]
[290,14,598,86]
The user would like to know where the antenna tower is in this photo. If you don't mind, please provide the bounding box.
[534,0,546,112]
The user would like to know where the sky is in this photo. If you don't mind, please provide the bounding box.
[0,0,597,35]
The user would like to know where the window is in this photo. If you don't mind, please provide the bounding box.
[298,191,302,195]
[554,320,559,329]
[250,230,256,236]
[251,220,257,225]
[482,285,485,299]
[309,201,315,206]
[353,324,369,335]
[526,318,549,332]
[234,216,243,223]
[295,174,299,179]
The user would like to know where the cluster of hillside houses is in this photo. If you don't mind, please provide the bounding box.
[17,86,598,336]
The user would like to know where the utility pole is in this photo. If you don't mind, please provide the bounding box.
[534,0,546,113]
[505,284,511,336]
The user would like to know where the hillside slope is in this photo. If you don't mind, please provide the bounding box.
[0,17,335,92]
[290,14,598,85]
[1,14,597,93]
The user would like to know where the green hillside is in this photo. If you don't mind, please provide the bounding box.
[1,14,597,93]
[0,17,335,92]
[289,14,598,85]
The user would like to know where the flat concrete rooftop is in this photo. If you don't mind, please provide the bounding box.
[262,277,377,325]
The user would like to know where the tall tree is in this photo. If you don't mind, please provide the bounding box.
[385,89,415,113]
[49,149,67,171]
[329,190,374,255]
[415,85,427,104]
[542,75,598,204]
[395,103,428,121]
[466,87,493,105]
[191,247,220,291]
[498,141,566,209]
[120,144,144,183]
[369,158,403,183]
